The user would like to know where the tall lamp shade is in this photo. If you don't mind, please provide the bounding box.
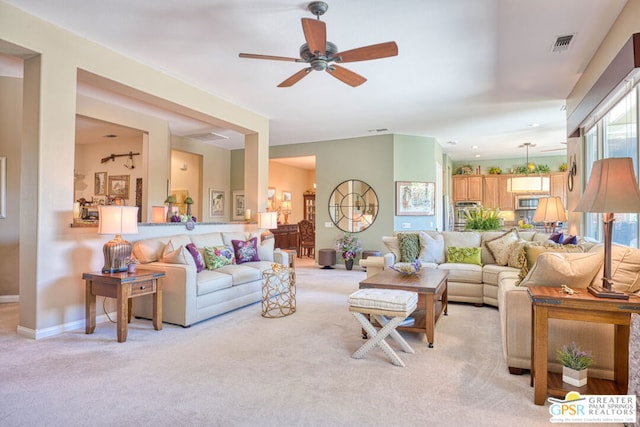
[574,157,640,299]
[532,197,567,233]
[98,205,139,274]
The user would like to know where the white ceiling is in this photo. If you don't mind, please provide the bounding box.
[1,0,629,161]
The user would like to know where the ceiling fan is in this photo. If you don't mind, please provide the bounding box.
[238,1,398,87]
[540,142,568,152]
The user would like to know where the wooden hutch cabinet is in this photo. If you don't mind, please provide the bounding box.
[303,193,315,222]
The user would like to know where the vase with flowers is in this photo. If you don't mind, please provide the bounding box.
[335,233,361,270]
[557,342,594,387]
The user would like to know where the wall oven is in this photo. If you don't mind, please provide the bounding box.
[454,201,481,230]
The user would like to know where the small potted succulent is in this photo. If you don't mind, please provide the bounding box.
[557,342,594,387]
[126,257,139,274]
[164,195,177,222]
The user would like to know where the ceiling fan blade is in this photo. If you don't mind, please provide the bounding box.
[540,148,567,152]
[301,18,326,55]
[334,41,398,63]
[278,68,312,87]
[239,53,299,62]
[326,65,367,87]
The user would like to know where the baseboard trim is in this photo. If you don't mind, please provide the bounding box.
[16,312,116,340]
[0,295,19,303]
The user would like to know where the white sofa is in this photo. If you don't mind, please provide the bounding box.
[360,229,640,379]
[131,231,287,327]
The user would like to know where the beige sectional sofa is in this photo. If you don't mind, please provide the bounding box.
[131,231,286,327]
[360,229,640,379]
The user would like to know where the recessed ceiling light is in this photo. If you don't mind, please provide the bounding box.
[529,123,540,128]
[475,154,481,158]
[472,145,479,149]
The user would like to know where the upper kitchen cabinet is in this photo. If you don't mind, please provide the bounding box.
[452,175,482,202]
[482,175,515,210]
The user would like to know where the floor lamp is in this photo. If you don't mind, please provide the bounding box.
[574,157,640,299]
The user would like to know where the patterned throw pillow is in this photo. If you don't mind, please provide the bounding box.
[485,228,520,266]
[446,247,482,266]
[549,232,564,243]
[562,235,578,245]
[397,232,420,263]
[231,237,261,264]
[204,245,236,270]
[185,243,205,273]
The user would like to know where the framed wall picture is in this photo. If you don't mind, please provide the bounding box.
[108,175,130,199]
[232,191,245,220]
[396,181,435,216]
[94,171,107,195]
[267,187,276,211]
[282,191,292,202]
[210,189,225,217]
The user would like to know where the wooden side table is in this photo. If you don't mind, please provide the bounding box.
[83,269,165,343]
[528,285,640,405]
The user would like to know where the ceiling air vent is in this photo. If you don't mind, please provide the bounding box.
[551,34,575,53]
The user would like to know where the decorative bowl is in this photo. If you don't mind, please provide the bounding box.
[390,260,421,276]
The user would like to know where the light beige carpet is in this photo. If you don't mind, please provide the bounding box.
[0,261,619,426]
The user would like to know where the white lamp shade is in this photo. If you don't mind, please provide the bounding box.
[533,197,567,223]
[151,206,167,223]
[281,201,291,211]
[98,206,139,235]
[258,211,278,229]
[575,157,640,213]
[507,176,550,193]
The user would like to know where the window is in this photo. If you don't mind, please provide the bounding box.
[582,86,639,247]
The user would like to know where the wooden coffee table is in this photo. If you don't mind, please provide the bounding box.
[359,268,448,347]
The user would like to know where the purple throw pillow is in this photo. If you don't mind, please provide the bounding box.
[185,243,205,273]
[562,235,578,245]
[231,237,260,264]
[549,232,564,243]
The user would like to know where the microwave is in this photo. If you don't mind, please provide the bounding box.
[514,195,547,210]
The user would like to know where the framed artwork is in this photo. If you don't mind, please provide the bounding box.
[94,171,107,195]
[210,189,224,217]
[108,175,130,199]
[171,189,189,215]
[396,181,435,216]
[232,191,245,220]
[0,156,5,219]
[267,187,276,211]
[282,191,292,202]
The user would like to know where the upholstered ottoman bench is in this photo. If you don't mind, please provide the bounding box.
[318,248,336,269]
[348,288,418,367]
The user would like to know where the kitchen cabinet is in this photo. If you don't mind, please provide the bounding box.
[452,175,482,202]
[550,172,567,208]
[482,175,515,210]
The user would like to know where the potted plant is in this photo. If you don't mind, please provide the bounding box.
[184,196,194,216]
[464,206,502,231]
[126,257,139,274]
[164,195,177,222]
[335,233,361,270]
[557,342,594,387]
[488,166,502,175]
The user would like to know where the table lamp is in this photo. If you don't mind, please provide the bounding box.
[151,206,167,223]
[258,211,278,241]
[574,157,640,299]
[532,197,567,233]
[281,200,291,224]
[98,205,139,274]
